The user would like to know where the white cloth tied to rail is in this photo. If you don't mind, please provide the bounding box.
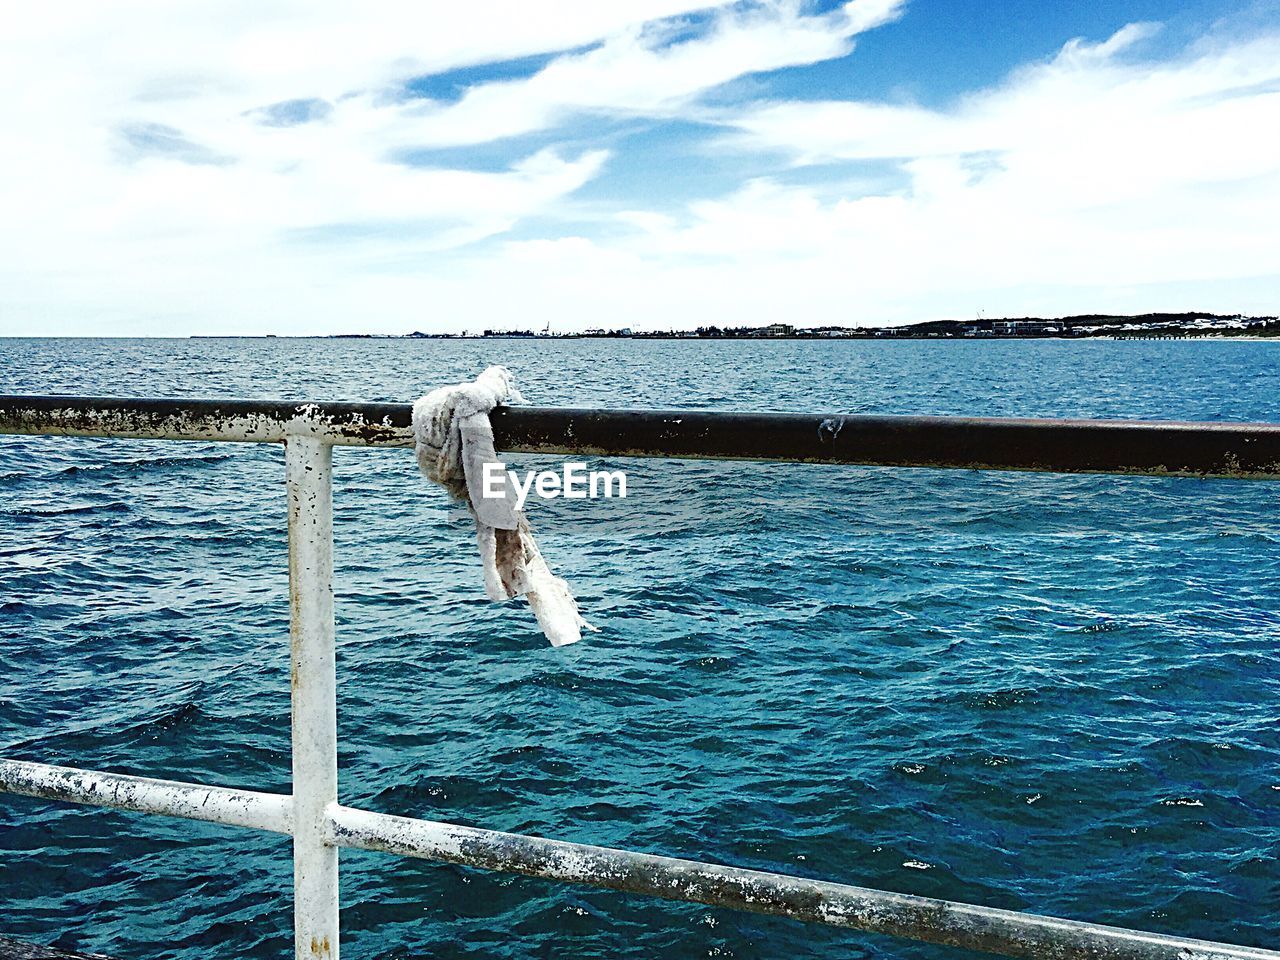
[411,366,592,647]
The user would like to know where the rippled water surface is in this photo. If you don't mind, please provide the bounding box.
[1,337,1278,959]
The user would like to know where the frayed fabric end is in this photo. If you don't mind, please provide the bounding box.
[412,365,593,647]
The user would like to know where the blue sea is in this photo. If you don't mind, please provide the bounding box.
[1,337,1278,959]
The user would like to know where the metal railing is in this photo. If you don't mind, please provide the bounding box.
[1,394,1278,960]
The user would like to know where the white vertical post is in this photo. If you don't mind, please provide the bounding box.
[286,435,339,960]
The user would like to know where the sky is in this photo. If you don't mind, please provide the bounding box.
[2,0,1279,336]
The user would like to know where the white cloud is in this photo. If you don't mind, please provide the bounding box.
[394,0,905,147]
[1,0,746,242]
[1,6,1277,335]
[549,23,1280,324]
[392,23,1280,332]
[0,0,908,334]
[1,1,739,106]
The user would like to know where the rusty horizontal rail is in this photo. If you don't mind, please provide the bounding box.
[2,394,1280,477]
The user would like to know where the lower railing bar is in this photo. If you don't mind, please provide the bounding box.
[2,395,1280,478]
[2,763,1272,960]
[327,804,1278,960]
[0,759,293,835]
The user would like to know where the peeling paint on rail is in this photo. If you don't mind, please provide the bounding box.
[0,397,409,446]
[325,806,1278,960]
[2,759,1275,960]
[0,759,292,834]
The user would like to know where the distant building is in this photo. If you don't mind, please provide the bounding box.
[761,323,795,337]
[993,320,1056,336]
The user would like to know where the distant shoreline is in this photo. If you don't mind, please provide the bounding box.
[7,318,1280,341]
[182,332,1280,342]
[7,332,1280,341]
[191,311,1280,341]
[4,332,1280,342]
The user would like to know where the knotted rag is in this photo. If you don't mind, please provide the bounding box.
[411,365,592,647]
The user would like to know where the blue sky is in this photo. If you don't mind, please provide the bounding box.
[1,0,1278,335]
